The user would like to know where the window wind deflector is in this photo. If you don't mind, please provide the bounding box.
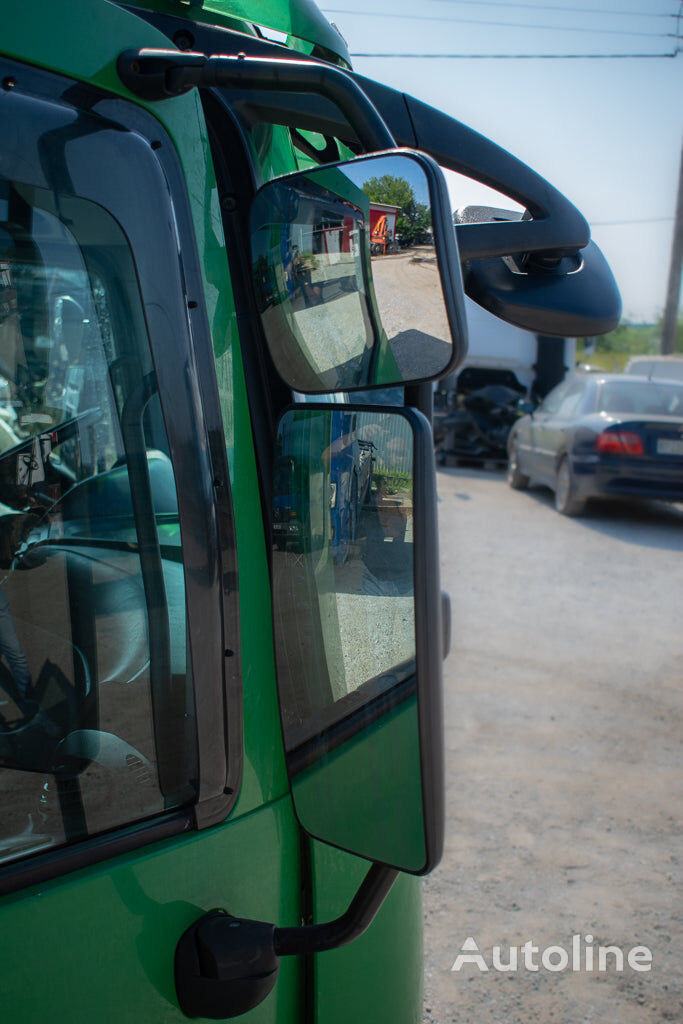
[117,49,395,153]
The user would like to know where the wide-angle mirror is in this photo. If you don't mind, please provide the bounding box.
[271,405,443,872]
[251,151,467,393]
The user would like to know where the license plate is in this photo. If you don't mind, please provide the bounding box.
[657,438,683,456]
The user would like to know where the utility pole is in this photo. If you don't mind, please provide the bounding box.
[661,135,683,355]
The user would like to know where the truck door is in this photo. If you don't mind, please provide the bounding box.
[0,58,302,1023]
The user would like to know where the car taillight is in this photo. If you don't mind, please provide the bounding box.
[596,431,644,456]
[621,433,644,455]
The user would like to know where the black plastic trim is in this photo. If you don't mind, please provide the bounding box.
[173,861,397,1017]
[0,810,192,898]
[465,239,622,337]
[412,404,445,871]
[77,92,244,829]
[119,372,176,802]
[200,88,286,562]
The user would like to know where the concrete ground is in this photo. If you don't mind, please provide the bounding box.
[424,466,683,1024]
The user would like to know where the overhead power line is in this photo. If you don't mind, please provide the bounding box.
[591,217,675,226]
[426,0,677,17]
[322,8,677,38]
[350,51,681,59]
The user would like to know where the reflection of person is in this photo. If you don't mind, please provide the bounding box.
[292,246,321,307]
[0,586,30,705]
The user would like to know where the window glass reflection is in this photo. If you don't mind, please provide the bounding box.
[0,180,195,867]
[272,408,416,752]
[251,154,454,392]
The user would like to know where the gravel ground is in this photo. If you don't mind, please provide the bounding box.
[425,466,683,1024]
[371,251,452,379]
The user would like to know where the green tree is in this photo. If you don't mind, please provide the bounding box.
[362,175,431,246]
[577,315,683,371]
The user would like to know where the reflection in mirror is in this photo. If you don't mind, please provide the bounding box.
[272,407,428,871]
[251,152,460,393]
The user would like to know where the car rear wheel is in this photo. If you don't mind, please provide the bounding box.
[554,456,586,516]
[507,439,530,490]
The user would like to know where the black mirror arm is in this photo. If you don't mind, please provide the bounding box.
[406,382,434,428]
[118,49,396,153]
[175,864,398,1018]
[117,36,585,263]
[274,862,398,956]
[352,75,590,262]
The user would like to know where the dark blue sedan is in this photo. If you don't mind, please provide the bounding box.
[507,374,683,515]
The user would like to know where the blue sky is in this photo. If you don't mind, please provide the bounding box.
[344,154,432,206]
[321,0,683,322]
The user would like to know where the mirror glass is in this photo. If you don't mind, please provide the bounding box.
[251,153,458,392]
[272,406,427,871]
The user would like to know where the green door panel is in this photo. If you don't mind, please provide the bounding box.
[311,841,424,1024]
[0,795,301,1023]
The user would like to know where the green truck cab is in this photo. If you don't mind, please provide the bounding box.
[0,3,620,1020]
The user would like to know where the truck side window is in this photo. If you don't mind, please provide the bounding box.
[0,180,196,868]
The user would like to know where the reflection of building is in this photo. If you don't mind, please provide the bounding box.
[295,201,401,258]
[369,203,400,254]
[293,212,360,259]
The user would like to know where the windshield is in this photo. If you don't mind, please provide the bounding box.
[597,380,683,416]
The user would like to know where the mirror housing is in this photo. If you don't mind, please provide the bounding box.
[456,207,622,337]
[251,150,467,394]
[271,404,444,873]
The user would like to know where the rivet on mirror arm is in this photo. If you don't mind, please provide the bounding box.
[173,31,195,51]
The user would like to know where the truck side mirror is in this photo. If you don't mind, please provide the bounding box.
[271,404,444,873]
[251,150,467,393]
